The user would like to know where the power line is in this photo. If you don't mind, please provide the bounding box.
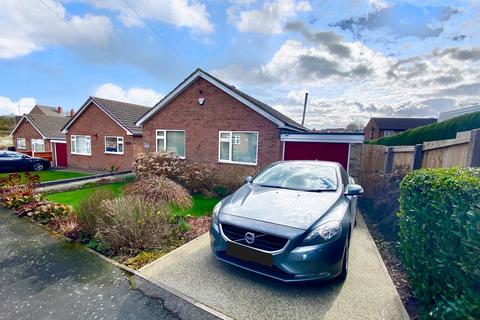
[119,0,189,67]
[37,0,110,58]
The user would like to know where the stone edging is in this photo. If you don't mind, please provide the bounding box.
[85,247,233,320]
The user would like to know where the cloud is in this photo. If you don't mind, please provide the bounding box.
[333,3,460,40]
[94,83,163,107]
[435,47,480,61]
[80,0,213,34]
[214,35,382,85]
[0,0,113,59]
[0,97,36,116]
[228,0,311,34]
[285,21,351,57]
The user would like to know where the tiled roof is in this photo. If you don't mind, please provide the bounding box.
[30,105,65,117]
[25,114,70,139]
[90,97,150,135]
[371,117,437,130]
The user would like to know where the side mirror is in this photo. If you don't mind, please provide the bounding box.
[345,184,364,196]
[243,176,253,184]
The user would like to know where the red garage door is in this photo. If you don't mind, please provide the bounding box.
[54,143,68,167]
[284,142,350,169]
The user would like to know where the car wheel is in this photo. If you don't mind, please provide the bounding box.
[337,239,349,281]
[33,162,44,171]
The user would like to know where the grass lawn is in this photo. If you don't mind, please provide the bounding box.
[0,170,92,183]
[173,196,219,217]
[46,181,218,217]
[46,181,127,211]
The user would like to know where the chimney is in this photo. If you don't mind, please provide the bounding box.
[57,106,63,115]
[69,108,75,117]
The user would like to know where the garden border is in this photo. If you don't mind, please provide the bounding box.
[37,170,132,187]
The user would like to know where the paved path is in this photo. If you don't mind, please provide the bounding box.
[0,208,176,320]
[140,215,409,320]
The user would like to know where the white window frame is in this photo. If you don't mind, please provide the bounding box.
[31,139,45,152]
[71,135,91,156]
[218,131,259,166]
[104,136,124,155]
[16,138,26,149]
[156,129,186,159]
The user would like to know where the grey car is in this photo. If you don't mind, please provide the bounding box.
[210,161,363,282]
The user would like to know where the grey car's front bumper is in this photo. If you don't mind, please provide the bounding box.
[210,220,347,282]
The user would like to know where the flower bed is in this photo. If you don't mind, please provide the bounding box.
[0,170,217,270]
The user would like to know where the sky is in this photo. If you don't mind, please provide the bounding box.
[0,0,479,129]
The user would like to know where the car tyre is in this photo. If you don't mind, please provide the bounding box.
[337,239,349,281]
[33,162,44,171]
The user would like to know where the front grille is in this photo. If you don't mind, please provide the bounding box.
[221,223,288,251]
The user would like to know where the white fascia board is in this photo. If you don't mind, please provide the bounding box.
[281,133,364,144]
[135,70,285,128]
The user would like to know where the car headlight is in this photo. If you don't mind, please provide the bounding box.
[211,202,221,224]
[301,220,342,246]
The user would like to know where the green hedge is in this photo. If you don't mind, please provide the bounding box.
[368,111,480,146]
[398,168,480,319]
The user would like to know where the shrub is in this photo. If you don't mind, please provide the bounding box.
[95,195,177,255]
[132,152,212,193]
[49,215,84,240]
[125,176,192,209]
[17,200,73,224]
[77,189,116,236]
[369,111,480,146]
[0,172,39,208]
[398,168,480,318]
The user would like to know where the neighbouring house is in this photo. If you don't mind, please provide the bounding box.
[61,97,150,171]
[10,113,70,166]
[364,117,437,140]
[29,105,66,117]
[136,68,364,179]
[438,104,480,122]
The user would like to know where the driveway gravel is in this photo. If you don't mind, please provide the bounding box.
[0,208,177,320]
[140,214,409,320]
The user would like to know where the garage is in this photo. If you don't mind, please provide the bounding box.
[281,132,364,173]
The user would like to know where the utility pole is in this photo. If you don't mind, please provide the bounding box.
[301,92,309,126]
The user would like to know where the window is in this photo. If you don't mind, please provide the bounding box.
[218,131,258,165]
[31,139,45,152]
[383,130,396,137]
[253,162,338,191]
[156,130,185,158]
[16,138,26,149]
[105,136,124,154]
[71,135,91,155]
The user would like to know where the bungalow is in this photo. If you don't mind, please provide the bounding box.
[136,68,363,179]
[61,97,150,171]
[364,117,437,140]
[10,113,70,166]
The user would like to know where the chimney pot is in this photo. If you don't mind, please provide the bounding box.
[57,106,63,114]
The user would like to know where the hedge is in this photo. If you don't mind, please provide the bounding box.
[398,168,480,319]
[368,111,480,146]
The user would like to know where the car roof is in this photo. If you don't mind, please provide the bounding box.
[278,160,341,168]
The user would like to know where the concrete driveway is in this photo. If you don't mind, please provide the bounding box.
[139,215,409,320]
[0,208,176,320]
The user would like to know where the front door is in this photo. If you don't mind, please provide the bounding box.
[55,143,68,167]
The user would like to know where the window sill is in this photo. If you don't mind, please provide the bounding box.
[71,152,91,156]
[218,160,258,166]
[105,151,124,155]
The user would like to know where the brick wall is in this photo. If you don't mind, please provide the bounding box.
[66,102,141,171]
[12,120,51,152]
[142,78,283,177]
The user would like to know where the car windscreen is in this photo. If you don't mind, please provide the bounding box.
[253,163,338,192]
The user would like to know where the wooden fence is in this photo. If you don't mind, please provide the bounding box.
[359,129,480,198]
[19,151,53,162]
